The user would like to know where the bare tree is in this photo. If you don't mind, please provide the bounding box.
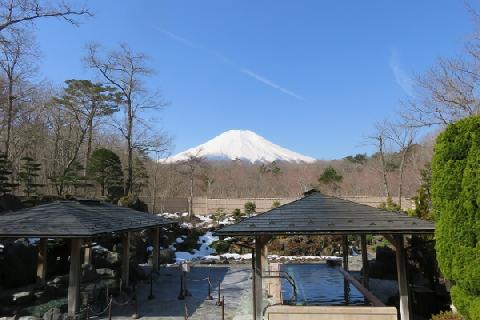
[367,122,391,199]
[86,43,167,195]
[384,121,416,207]
[0,0,91,33]
[402,18,480,128]
[0,27,37,158]
[176,150,205,218]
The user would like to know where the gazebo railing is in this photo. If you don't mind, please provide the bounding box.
[263,270,297,304]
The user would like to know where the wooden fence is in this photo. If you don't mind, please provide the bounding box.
[141,196,414,215]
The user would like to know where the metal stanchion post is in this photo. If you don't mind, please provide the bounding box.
[221,296,225,320]
[148,271,155,300]
[206,276,213,300]
[132,285,139,319]
[184,303,188,319]
[108,295,113,320]
[216,280,223,306]
[178,271,185,300]
[85,305,90,320]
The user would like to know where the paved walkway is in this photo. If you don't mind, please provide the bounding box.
[108,265,252,320]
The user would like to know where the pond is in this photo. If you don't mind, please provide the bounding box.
[280,263,367,306]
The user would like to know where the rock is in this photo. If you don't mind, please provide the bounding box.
[93,251,120,268]
[19,317,41,320]
[47,276,67,287]
[81,264,99,283]
[134,264,151,280]
[96,268,116,277]
[42,308,62,320]
[12,291,34,304]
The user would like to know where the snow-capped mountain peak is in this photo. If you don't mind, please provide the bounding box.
[163,130,316,163]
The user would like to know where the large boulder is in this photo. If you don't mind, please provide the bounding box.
[42,308,62,320]
[0,241,37,288]
[81,264,99,283]
[93,250,120,268]
[47,275,67,288]
[12,291,34,305]
[96,268,116,278]
[368,246,397,280]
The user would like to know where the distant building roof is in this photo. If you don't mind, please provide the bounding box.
[0,200,174,238]
[216,192,434,236]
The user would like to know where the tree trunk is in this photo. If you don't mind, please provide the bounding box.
[83,114,94,176]
[398,141,412,208]
[152,166,157,214]
[5,78,13,158]
[379,136,391,199]
[398,153,406,208]
[125,98,133,196]
[189,175,194,218]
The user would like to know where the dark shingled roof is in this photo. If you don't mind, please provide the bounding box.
[0,200,174,238]
[216,192,435,236]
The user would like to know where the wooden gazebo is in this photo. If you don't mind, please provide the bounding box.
[0,200,174,317]
[216,191,435,320]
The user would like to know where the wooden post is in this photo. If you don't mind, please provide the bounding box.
[254,236,269,320]
[342,235,349,304]
[360,235,369,289]
[251,248,256,320]
[84,241,92,265]
[394,234,410,320]
[36,238,48,285]
[68,238,83,317]
[122,232,131,288]
[342,235,349,271]
[153,227,160,272]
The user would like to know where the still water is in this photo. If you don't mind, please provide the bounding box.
[280,263,366,306]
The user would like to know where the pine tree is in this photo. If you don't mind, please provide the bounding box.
[132,157,148,195]
[0,152,15,195]
[318,166,343,192]
[18,156,43,198]
[87,148,123,197]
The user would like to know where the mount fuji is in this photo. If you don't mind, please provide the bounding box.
[163,130,316,163]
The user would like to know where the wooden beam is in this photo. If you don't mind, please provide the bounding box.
[337,267,385,307]
[394,235,410,320]
[360,235,369,289]
[153,227,160,272]
[121,232,131,288]
[68,238,83,317]
[36,238,48,285]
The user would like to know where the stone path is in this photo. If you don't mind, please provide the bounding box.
[107,265,252,320]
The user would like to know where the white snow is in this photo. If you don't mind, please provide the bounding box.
[176,237,185,244]
[162,129,316,164]
[174,231,218,263]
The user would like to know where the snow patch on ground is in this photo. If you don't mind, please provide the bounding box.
[174,232,218,263]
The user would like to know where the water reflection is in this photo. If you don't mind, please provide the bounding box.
[281,263,366,306]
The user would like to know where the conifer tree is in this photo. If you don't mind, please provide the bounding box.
[87,148,123,197]
[0,152,15,195]
[432,116,480,318]
[132,157,149,195]
[18,156,43,198]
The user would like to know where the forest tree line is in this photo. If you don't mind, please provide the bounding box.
[0,1,478,216]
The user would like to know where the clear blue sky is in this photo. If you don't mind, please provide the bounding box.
[34,1,475,159]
